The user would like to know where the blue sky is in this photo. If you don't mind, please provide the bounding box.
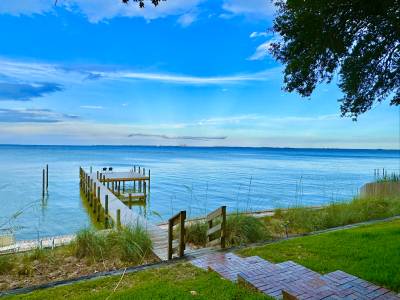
[0,0,398,148]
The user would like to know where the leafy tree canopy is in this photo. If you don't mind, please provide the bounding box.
[271,0,400,119]
[122,0,165,8]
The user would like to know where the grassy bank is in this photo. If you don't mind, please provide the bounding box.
[3,263,270,300]
[265,184,400,236]
[185,213,270,247]
[185,181,400,246]
[239,219,400,292]
[0,226,154,291]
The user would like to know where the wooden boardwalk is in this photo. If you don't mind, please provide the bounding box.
[81,168,169,261]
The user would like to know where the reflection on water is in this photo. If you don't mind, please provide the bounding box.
[0,145,398,240]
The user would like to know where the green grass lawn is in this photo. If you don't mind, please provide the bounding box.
[4,263,270,300]
[238,219,400,292]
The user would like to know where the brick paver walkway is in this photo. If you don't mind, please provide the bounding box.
[190,253,399,300]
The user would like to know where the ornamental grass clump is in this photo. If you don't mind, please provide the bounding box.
[225,214,270,246]
[72,225,153,264]
[72,228,108,262]
[0,255,15,275]
[185,221,208,247]
[107,225,152,264]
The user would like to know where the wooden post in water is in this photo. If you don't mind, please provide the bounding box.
[42,168,45,198]
[85,175,89,198]
[148,169,151,193]
[129,193,132,209]
[96,186,100,216]
[93,182,97,213]
[143,181,147,200]
[118,181,121,196]
[117,209,121,229]
[104,195,109,228]
[97,171,99,179]
[123,181,125,193]
[46,164,48,191]
[89,178,93,206]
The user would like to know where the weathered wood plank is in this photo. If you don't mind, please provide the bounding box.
[207,237,221,248]
[207,223,222,236]
[207,207,223,221]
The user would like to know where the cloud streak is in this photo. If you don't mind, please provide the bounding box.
[222,0,276,19]
[128,133,227,141]
[0,58,281,86]
[0,0,204,23]
[80,105,104,110]
[103,69,279,85]
[0,108,79,123]
[0,82,63,101]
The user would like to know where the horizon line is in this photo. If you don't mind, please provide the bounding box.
[0,143,398,152]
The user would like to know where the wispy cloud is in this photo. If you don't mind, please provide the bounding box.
[197,115,260,126]
[0,0,204,23]
[0,58,280,87]
[80,105,104,110]
[0,82,63,101]
[177,12,198,27]
[222,0,275,19]
[105,69,279,85]
[0,108,79,123]
[128,133,227,141]
[248,40,275,61]
[249,31,268,38]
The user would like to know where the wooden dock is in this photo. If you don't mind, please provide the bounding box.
[80,167,169,261]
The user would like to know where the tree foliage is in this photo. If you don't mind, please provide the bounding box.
[271,0,400,119]
[122,0,165,8]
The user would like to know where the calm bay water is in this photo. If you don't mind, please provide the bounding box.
[0,145,398,240]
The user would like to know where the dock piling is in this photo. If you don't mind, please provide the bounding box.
[42,168,45,198]
[105,195,109,229]
[148,169,151,193]
[46,164,49,191]
[117,209,121,229]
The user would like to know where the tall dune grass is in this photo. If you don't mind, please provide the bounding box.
[185,214,269,247]
[71,225,153,264]
[268,183,400,235]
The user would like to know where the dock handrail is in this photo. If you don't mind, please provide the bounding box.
[168,211,186,260]
[206,206,226,249]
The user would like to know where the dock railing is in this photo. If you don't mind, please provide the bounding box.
[168,210,186,260]
[206,206,226,249]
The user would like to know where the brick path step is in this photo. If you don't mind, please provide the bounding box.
[190,253,399,300]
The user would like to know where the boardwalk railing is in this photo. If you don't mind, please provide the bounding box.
[206,206,226,249]
[80,167,109,227]
[168,211,186,260]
